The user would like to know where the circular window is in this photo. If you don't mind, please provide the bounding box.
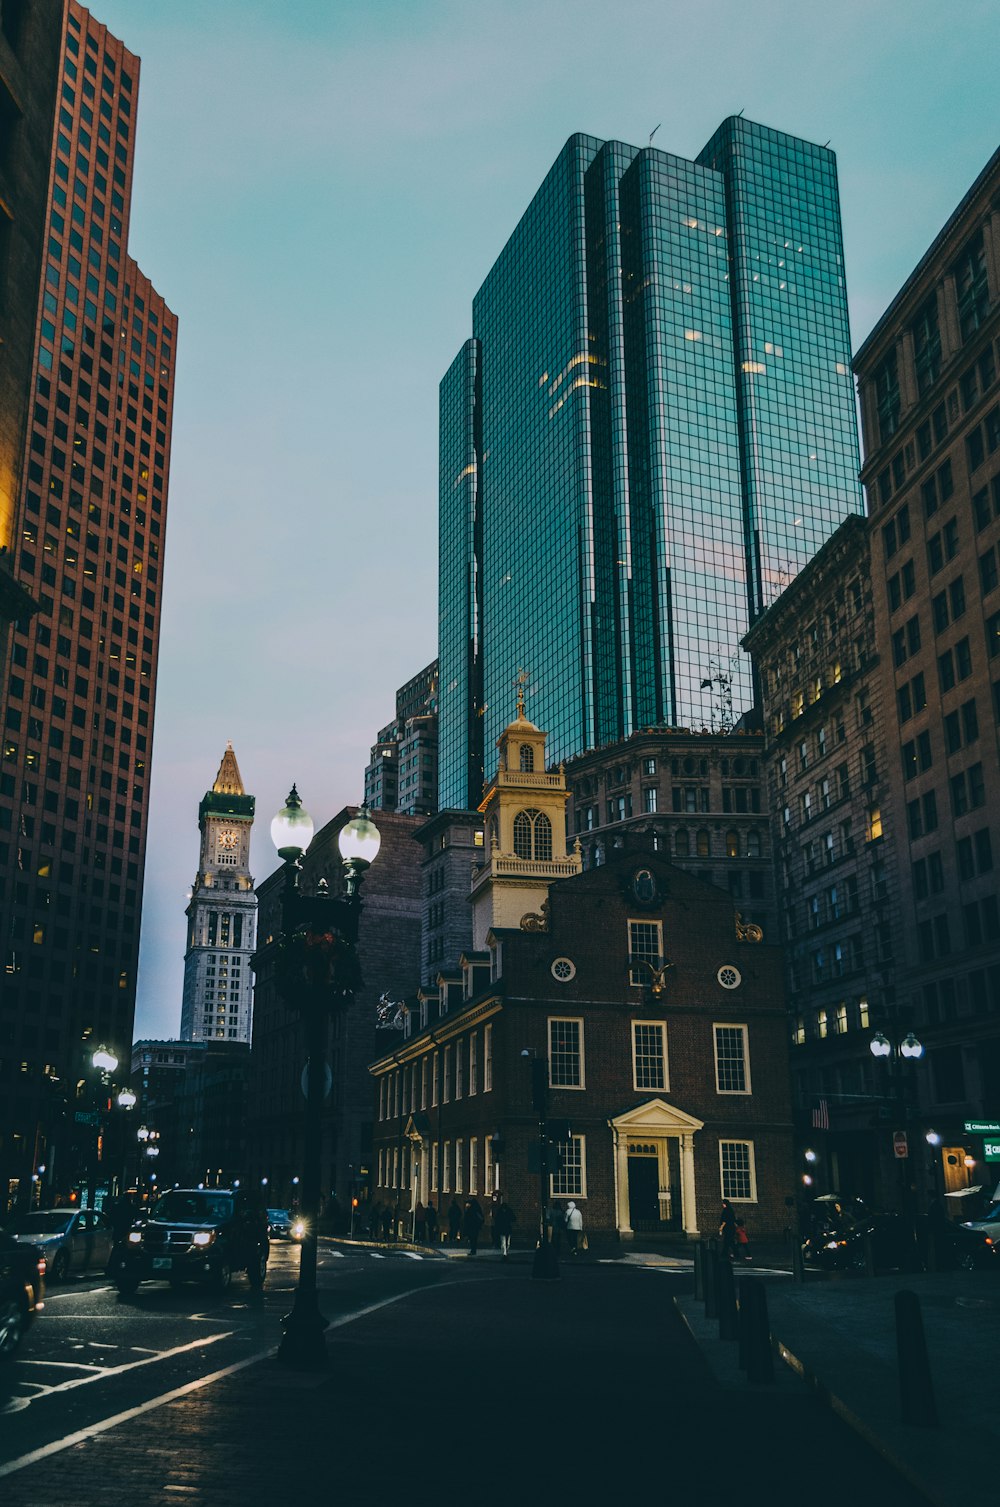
[717,964,742,990]
[551,957,576,983]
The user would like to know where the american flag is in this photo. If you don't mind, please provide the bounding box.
[811,1098,830,1130]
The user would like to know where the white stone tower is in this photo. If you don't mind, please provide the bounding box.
[179,745,257,1044]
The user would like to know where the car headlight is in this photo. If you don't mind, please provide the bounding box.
[292,1220,306,1239]
[192,1231,215,1247]
[127,1230,143,1245]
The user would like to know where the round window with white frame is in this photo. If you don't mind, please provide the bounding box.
[717,964,742,990]
[551,957,576,983]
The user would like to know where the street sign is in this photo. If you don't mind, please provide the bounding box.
[964,1120,1000,1135]
[983,1140,1000,1162]
[74,1111,98,1125]
[893,1130,908,1159]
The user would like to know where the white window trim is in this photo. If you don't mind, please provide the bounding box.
[469,1136,478,1193]
[549,1132,587,1199]
[628,917,664,985]
[484,1023,493,1091]
[455,1139,464,1195]
[469,1033,478,1096]
[431,1141,438,1192]
[719,1138,758,1203]
[431,1050,439,1107]
[548,1016,586,1090]
[631,1019,669,1093]
[713,1022,752,1095]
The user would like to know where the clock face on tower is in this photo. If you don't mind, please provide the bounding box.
[217,829,239,851]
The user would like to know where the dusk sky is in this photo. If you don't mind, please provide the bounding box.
[95,0,1000,1042]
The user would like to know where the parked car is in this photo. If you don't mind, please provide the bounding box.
[7,1207,114,1283]
[946,1203,1000,1269]
[266,1209,292,1239]
[116,1188,268,1295]
[0,1229,46,1360]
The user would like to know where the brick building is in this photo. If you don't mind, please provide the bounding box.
[743,515,905,1198]
[371,711,794,1242]
[247,806,423,1214]
[853,144,1000,1194]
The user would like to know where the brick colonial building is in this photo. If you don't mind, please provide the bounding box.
[371,710,794,1242]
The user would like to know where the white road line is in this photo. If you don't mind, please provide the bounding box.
[0,1281,464,1479]
[399,1252,423,1261]
[15,1330,234,1401]
[368,1252,385,1259]
[16,1360,105,1371]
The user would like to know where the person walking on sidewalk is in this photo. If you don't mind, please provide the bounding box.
[462,1197,485,1255]
[735,1217,752,1263]
[493,1199,516,1258]
[448,1198,463,1244]
[565,1200,584,1254]
[425,1201,438,1244]
[414,1200,426,1243]
[718,1198,737,1259]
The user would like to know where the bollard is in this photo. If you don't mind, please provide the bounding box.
[704,1238,719,1319]
[693,1240,704,1302]
[895,1289,938,1426]
[745,1279,775,1384]
[737,1276,751,1370]
[717,1250,739,1341]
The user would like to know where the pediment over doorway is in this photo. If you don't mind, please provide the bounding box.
[610,1098,704,1136]
[403,1111,432,1140]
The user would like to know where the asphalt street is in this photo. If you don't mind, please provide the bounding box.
[0,1240,928,1506]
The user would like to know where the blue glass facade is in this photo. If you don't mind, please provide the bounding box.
[439,120,863,810]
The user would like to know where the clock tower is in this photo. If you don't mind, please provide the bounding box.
[179,745,258,1044]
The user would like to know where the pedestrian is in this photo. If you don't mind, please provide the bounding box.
[462,1197,485,1255]
[414,1199,427,1243]
[735,1217,752,1263]
[425,1201,438,1244]
[564,1199,584,1254]
[448,1198,463,1244]
[719,1198,737,1259]
[380,1204,392,1241]
[548,1200,566,1255]
[368,1200,382,1240]
[493,1199,516,1259]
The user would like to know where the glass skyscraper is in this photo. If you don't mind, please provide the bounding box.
[438,118,862,810]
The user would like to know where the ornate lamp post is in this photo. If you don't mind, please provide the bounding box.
[269,789,380,1368]
[521,1048,560,1281]
[871,1027,925,1263]
[86,1046,119,1208]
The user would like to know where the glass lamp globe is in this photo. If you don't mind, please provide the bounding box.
[117,1088,137,1110]
[869,1031,892,1058]
[338,805,381,868]
[92,1046,119,1074]
[900,1032,924,1059]
[271,785,314,860]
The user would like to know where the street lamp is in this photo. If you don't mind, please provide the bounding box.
[870,1026,925,1263]
[117,1088,137,1111]
[268,791,380,1368]
[85,1046,120,1208]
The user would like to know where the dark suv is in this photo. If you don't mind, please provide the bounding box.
[116,1189,268,1296]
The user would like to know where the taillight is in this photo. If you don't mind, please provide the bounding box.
[37,1255,47,1275]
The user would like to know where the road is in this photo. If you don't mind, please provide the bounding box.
[0,1239,449,1470]
[1,1244,921,1505]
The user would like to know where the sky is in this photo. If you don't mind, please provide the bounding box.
[95,0,1000,1042]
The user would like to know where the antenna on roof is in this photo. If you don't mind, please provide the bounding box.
[648,123,661,145]
[823,140,830,148]
[736,108,744,118]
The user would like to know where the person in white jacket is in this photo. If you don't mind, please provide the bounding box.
[564,1200,584,1254]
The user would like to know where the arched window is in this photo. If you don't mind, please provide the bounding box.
[697,829,710,858]
[747,829,761,858]
[674,829,690,857]
[513,808,552,860]
[726,829,739,859]
[519,744,535,772]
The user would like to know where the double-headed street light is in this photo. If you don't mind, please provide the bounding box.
[269,789,380,1368]
[870,1026,925,1263]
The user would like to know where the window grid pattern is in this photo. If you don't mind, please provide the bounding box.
[632,1021,667,1090]
[551,1135,585,1197]
[715,1024,749,1093]
[720,1140,756,1201]
[549,1018,583,1087]
[629,919,662,984]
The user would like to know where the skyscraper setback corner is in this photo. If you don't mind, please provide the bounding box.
[438,119,863,811]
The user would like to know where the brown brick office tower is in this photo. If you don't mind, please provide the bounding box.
[0,2,176,1208]
[852,147,1000,1189]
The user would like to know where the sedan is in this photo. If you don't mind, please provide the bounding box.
[0,1229,46,1360]
[266,1209,292,1239]
[7,1207,114,1282]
